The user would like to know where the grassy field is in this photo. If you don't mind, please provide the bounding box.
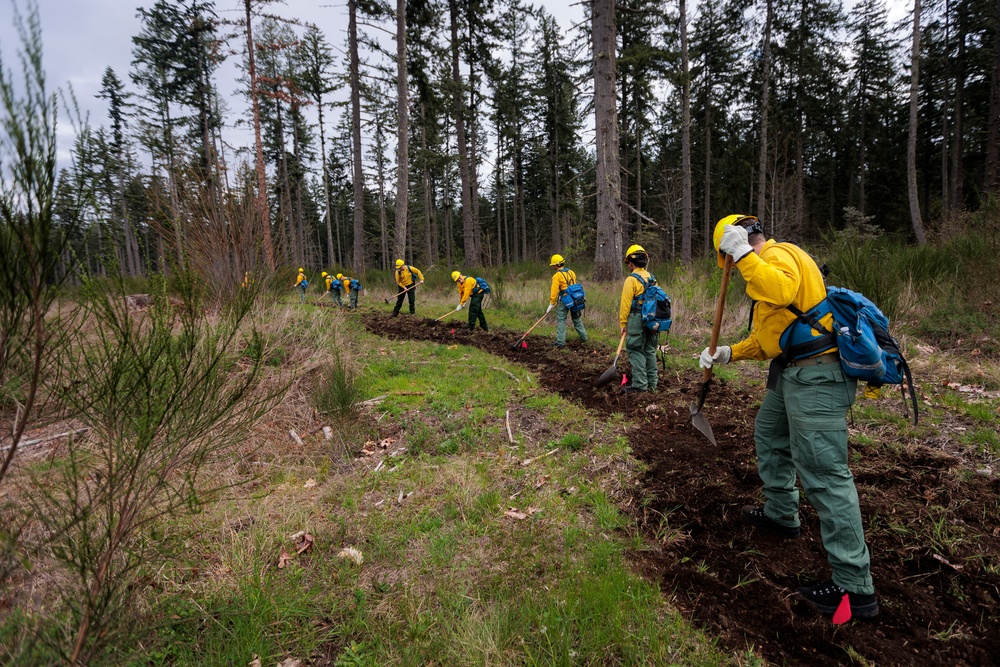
[3,253,999,666]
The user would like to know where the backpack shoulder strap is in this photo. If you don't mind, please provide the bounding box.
[628,272,648,290]
[786,300,833,337]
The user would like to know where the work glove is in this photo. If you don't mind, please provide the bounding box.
[699,345,732,369]
[546,304,554,314]
[718,225,753,264]
[456,303,464,310]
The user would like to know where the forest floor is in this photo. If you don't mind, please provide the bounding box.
[4,278,1000,666]
[361,307,1000,667]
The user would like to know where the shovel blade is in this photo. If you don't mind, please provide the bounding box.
[595,364,619,388]
[689,401,717,445]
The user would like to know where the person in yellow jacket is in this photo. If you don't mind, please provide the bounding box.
[618,245,657,393]
[452,270,488,331]
[340,274,360,309]
[293,267,308,303]
[547,254,587,348]
[392,259,424,317]
[699,214,878,620]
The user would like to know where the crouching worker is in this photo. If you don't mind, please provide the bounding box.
[452,271,488,332]
[547,254,588,348]
[700,214,878,621]
[393,259,424,316]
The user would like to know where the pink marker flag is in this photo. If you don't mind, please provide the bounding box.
[450,328,455,334]
[832,594,852,625]
[521,341,528,349]
[621,374,628,386]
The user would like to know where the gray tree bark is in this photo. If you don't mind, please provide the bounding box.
[592,0,623,281]
[756,0,773,219]
[680,0,692,262]
[908,0,927,244]
[393,0,409,260]
[349,0,365,269]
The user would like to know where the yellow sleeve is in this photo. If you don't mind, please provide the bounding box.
[342,279,351,295]
[549,272,563,305]
[461,278,475,304]
[618,276,643,328]
[295,274,304,286]
[412,267,424,282]
[395,270,404,288]
[736,248,800,308]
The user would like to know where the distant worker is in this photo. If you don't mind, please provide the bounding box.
[331,272,345,306]
[452,270,489,332]
[699,214,878,620]
[547,254,588,348]
[392,259,424,317]
[341,274,362,309]
[294,267,308,303]
[618,244,658,393]
[242,271,250,289]
[321,272,334,303]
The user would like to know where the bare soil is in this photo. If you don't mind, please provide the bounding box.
[363,312,1000,666]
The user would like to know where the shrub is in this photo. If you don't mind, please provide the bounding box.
[312,349,360,420]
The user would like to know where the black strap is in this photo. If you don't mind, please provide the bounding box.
[779,303,836,364]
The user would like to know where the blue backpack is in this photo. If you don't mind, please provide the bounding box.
[558,268,586,313]
[350,278,362,291]
[629,273,672,333]
[781,286,917,423]
[331,280,342,292]
[473,277,491,295]
[300,277,309,288]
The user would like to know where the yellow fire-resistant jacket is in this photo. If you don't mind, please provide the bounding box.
[457,276,478,305]
[295,271,307,287]
[325,275,333,291]
[618,267,652,328]
[395,264,424,288]
[549,268,578,306]
[730,240,836,362]
[340,277,352,296]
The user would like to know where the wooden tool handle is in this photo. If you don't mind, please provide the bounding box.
[703,255,734,382]
[521,311,551,339]
[615,330,627,356]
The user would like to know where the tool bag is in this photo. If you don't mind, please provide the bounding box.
[472,277,491,295]
[629,273,672,333]
[350,278,362,291]
[558,268,586,313]
[780,286,918,424]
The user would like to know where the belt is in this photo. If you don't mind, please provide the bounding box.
[787,352,839,368]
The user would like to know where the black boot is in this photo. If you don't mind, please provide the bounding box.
[797,580,878,619]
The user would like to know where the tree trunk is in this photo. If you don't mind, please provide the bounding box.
[394,0,409,260]
[244,0,274,269]
[448,0,478,266]
[680,0,692,262]
[950,3,966,211]
[704,105,712,251]
[986,0,1000,190]
[378,142,388,269]
[592,0,623,281]
[349,0,365,270]
[756,0,773,218]
[908,0,927,244]
[317,77,334,266]
[468,24,482,263]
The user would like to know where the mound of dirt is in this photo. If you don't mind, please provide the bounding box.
[363,312,1000,666]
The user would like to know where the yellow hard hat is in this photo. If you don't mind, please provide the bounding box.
[395,259,404,268]
[298,267,304,273]
[336,273,343,280]
[321,271,328,278]
[624,244,647,262]
[451,270,461,282]
[549,253,565,267]
[713,215,760,268]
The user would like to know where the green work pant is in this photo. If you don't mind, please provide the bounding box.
[467,293,487,331]
[393,284,416,315]
[555,302,587,346]
[331,290,343,306]
[298,285,306,303]
[754,360,873,595]
[349,290,358,309]
[625,313,657,390]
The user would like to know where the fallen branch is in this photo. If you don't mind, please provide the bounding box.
[359,394,388,408]
[492,366,519,383]
[521,447,559,466]
[0,428,90,453]
[505,410,515,444]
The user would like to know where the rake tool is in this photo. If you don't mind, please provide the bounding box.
[509,310,552,349]
[595,331,628,387]
[690,254,734,446]
[383,280,423,304]
[435,307,460,322]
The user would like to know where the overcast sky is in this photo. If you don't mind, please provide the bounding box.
[0,0,911,170]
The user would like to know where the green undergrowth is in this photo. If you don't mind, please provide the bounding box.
[111,316,734,666]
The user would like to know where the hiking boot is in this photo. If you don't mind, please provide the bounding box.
[622,385,647,394]
[740,505,800,539]
[551,343,565,349]
[797,580,879,619]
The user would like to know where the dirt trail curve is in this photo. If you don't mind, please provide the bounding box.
[363,312,1000,666]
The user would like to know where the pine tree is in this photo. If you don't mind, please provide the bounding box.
[592,0,623,281]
